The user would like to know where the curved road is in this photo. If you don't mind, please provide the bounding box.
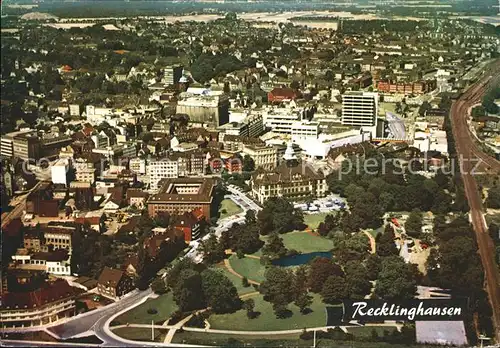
[450,61,500,343]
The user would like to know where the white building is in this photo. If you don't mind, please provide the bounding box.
[291,121,320,141]
[218,113,264,138]
[129,157,146,175]
[242,144,278,170]
[51,158,70,186]
[264,108,301,133]
[341,91,379,128]
[69,104,81,117]
[149,158,180,191]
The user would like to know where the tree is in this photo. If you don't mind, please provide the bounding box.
[344,261,372,299]
[308,257,344,293]
[295,292,313,314]
[151,277,167,294]
[242,276,250,288]
[173,269,206,312]
[261,233,287,259]
[245,210,257,225]
[376,225,399,257]
[332,232,370,265]
[242,154,255,173]
[486,186,500,209]
[321,275,348,304]
[259,267,295,313]
[365,254,382,280]
[243,298,256,318]
[375,256,417,300]
[201,269,241,314]
[257,197,304,234]
[341,191,383,232]
[405,209,423,238]
[200,234,226,265]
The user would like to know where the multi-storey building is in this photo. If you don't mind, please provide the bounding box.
[250,143,327,204]
[218,113,264,138]
[250,160,327,204]
[97,267,134,300]
[51,158,70,186]
[291,121,320,141]
[341,91,379,128]
[149,157,181,191]
[40,134,72,159]
[264,108,301,133]
[147,177,216,218]
[1,130,35,158]
[162,65,183,85]
[176,89,229,128]
[0,279,76,329]
[241,144,278,170]
[129,157,146,175]
[10,249,71,276]
[12,131,41,161]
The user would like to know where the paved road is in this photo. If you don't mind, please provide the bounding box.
[110,323,401,336]
[184,186,262,262]
[48,289,152,340]
[450,60,500,343]
[0,340,100,347]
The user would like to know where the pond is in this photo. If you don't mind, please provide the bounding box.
[272,251,332,267]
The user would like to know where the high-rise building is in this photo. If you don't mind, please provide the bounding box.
[341,92,379,128]
[162,65,184,85]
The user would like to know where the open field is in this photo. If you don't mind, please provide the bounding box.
[113,292,177,325]
[304,213,329,230]
[112,327,167,342]
[262,231,334,253]
[228,255,266,283]
[208,293,326,331]
[214,264,256,296]
[218,199,243,220]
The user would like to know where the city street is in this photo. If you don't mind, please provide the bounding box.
[183,185,261,262]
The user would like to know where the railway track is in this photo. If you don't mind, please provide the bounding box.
[450,63,500,343]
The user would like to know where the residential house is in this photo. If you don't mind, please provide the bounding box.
[97,267,134,300]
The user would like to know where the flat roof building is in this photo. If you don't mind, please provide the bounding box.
[147,177,217,219]
[341,91,379,128]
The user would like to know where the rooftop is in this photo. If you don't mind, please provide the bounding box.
[148,177,217,204]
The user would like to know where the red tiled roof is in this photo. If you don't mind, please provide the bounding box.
[1,279,76,310]
[98,267,124,288]
[269,87,297,98]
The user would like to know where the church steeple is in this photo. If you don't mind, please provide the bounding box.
[283,140,297,161]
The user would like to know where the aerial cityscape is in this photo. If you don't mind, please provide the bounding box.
[0,0,499,347]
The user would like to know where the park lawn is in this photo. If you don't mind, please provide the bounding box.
[214,265,256,296]
[228,255,266,283]
[113,292,177,325]
[303,213,329,230]
[261,231,334,254]
[208,293,327,331]
[112,327,167,342]
[219,199,243,220]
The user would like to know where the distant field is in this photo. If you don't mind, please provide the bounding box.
[207,293,326,331]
